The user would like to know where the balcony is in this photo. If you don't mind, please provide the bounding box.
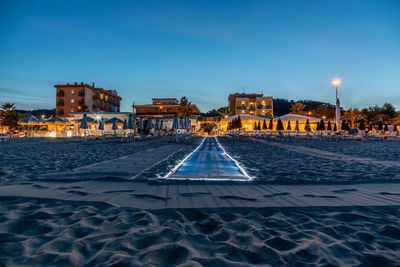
[78,90,85,97]
[93,103,99,108]
[93,94,100,100]
[78,99,85,105]
[57,110,64,115]
[249,106,255,110]
[237,106,247,110]
[57,92,64,97]
[56,101,64,107]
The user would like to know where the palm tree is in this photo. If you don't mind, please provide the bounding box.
[1,103,16,112]
[177,96,193,117]
[290,103,306,115]
[217,107,230,118]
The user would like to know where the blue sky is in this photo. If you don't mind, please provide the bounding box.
[0,0,399,112]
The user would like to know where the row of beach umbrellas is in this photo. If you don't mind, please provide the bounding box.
[20,114,192,132]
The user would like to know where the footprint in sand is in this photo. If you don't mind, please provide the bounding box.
[303,194,338,199]
[379,192,400,196]
[263,192,290,198]
[67,190,89,196]
[33,184,48,189]
[218,195,258,202]
[332,188,358,194]
[180,192,211,197]
[132,193,169,201]
[103,189,136,193]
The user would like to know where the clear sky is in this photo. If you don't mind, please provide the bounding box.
[0,0,399,112]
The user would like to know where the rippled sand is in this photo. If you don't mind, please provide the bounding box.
[1,196,399,266]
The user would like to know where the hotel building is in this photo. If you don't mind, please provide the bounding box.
[228,93,273,117]
[133,98,201,118]
[55,82,122,117]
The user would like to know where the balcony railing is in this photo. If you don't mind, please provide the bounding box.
[93,94,100,99]
[57,92,64,97]
[78,90,85,96]
[249,106,255,110]
[237,106,247,110]
[78,99,85,105]
[57,110,64,115]
[56,102,64,106]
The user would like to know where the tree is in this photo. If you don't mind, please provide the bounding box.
[0,103,24,130]
[290,103,306,115]
[343,108,362,126]
[381,103,396,118]
[313,105,335,120]
[177,96,193,117]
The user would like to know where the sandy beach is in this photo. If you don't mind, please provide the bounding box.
[1,136,400,265]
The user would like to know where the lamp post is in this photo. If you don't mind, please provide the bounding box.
[332,79,341,131]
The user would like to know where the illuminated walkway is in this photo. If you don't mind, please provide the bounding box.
[167,137,250,181]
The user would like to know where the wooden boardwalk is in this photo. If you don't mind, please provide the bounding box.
[1,180,400,209]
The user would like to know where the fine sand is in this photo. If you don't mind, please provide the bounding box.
[1,196,399,266]
[1,136,400,265]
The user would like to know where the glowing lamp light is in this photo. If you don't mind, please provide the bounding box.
[49,131,56,137]
[67,131,72,137]
[96,114,101,121]
[332,79,341,87]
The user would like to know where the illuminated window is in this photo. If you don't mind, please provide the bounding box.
[71,90,75,94]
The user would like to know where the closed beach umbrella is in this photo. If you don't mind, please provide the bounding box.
[268,118,273,130]
[286,120,291,131]
[98,120,104,130]
[160,120,164,130]
[123,119,128,130]
[138,117,144,131]
[295,120,300,131]
[253,121,257,131]
[80,114,89,129]
[146,118,153,130]
[172,116,178,130]
[154,118,160,130]
[333,123,337,132]
[179,117,184,129]
[327,121,332,131]
[128,114,134,130]
[393,123,398,133]
[320,119,326,131]
[262,119,267,130]
[304,119,311,132]
[384,122,389,132]
[112,119,118,130]
[368,122,373,132]
[341,119,346,131]
[378,119,383,131]
[276,118,284,131]
[359,117,366,130]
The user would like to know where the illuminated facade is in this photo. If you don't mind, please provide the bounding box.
[228,93,273,117]
[133,98,201,118]
[55,82,121,117]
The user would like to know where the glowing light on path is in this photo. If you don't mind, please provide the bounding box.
[164,137,206,178]
[164,137,252,181]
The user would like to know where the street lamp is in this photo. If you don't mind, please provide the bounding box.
[332,78,342,131]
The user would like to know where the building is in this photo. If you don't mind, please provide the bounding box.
[228,93,273,117]
[55,82,122,117]
[133,98,201,118]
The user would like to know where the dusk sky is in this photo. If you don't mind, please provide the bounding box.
[0,0,399,112]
